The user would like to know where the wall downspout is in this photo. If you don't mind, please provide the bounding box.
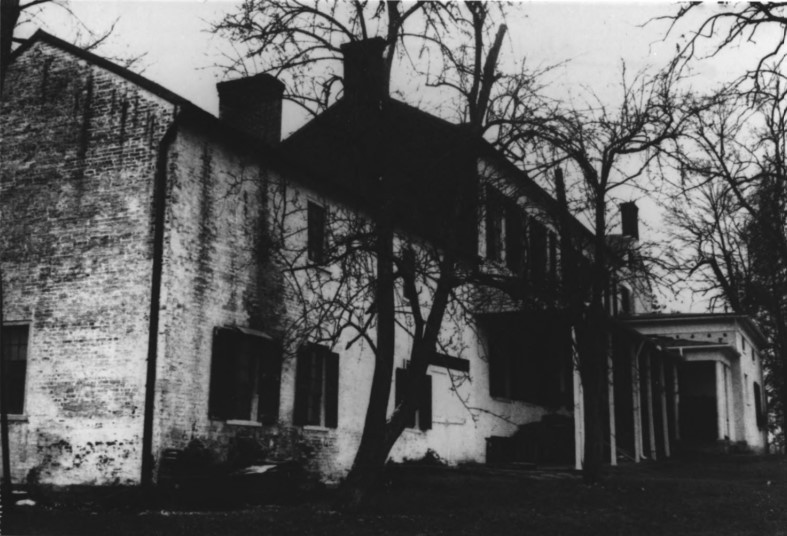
[141,119,179,489]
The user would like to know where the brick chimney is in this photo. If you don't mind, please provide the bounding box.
[620,201,639,240]
[217,73,285,145]
[340,37,388,103]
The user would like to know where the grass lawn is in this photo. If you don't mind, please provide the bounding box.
[5,455,787,536]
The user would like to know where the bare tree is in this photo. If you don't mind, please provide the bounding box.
[659,2,787,88]
[1,0,142,87]
[211,1,529,128]
[503,63,689,482]
[662,69,787,446]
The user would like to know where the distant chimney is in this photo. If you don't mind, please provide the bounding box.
[620,201,639,240]
[217,73,285,145]
[340,37,388,102]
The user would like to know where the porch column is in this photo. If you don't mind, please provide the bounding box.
[644,349,657,459]
[715,361,727,440]
[672,361,680,442]
[573,329,584,470]
[659,356,671,458]
[725,365,734,441]
[608,350,617,466]
[631,343,643,462]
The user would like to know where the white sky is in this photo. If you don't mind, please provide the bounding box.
[15,1,781,312]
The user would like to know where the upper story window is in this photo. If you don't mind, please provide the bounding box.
[209,327,281,424]
[485,187,505,262]
[505,203,526,273]
[307,201,327,264]
[547,231,558,285]
[293,343,339,428]
[619,286,631,315]
[2,324,29,415]
[529,217,547,284]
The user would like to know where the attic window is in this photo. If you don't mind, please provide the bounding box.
[307,201,327,264]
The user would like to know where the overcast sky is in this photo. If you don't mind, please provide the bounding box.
[16,1,780,312]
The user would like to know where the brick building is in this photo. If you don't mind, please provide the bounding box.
[0,32,767,488]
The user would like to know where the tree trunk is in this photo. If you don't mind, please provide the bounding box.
[577,312,607,483]
[336,212,396,511]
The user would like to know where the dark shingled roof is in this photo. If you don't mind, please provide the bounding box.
[282,95,595,255]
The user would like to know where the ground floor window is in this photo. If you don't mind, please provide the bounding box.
[395,367,432,431]
[209,327,281,424]
[293,343,339,428]
[2,324,28,415]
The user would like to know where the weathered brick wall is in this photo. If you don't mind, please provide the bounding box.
[0,41,175,485]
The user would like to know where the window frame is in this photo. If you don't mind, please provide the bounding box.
[208,326,281,425]
[293,343,339,429]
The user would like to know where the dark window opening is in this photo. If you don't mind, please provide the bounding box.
[307,201,327,264]
[395,367,432,431]
[2,325,29,415]
[484,314,572,407]
[209,327,281,424]
[754,381,765,429]
[294,344,339,428]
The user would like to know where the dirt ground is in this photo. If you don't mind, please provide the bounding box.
[5,455,787,536]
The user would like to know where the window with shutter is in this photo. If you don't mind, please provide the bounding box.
[208,327,281,424]
[2,324,29,415]
[294,344,339,428]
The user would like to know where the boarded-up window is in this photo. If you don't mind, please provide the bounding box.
[209,327,281,424]
[395,367,432,431]
[2,325,28,415]
[307,201,327,264]
[293,344,339,428]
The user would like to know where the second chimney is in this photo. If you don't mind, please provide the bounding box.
[620,201,639,240]
[217,73,285,145]
[340,37,388,103]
